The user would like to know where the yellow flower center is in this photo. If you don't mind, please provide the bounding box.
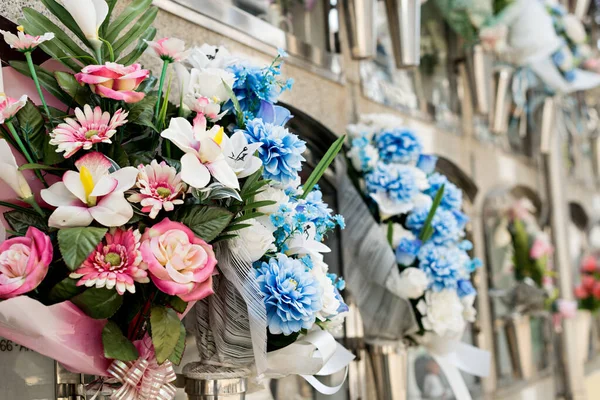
[156,187,172,198]
[105,252,122,267]
[288,278,298,289]
[214,127,224,146]
[16,26,24,32]
[79,166,97,206]
[85,129,99,139]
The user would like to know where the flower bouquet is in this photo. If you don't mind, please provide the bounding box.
[0,0,350,398]
[342,114,489,399]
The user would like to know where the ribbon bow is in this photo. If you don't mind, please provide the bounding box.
[107,336,177,400]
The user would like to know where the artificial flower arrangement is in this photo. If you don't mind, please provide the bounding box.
[345,114,481,342]
[0,0,349,397]
[574,254,600,312]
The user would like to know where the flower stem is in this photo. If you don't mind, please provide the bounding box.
[22,195,45,217]
[5,120,47,187]
[154,60,170,124]
[24,52,53,127]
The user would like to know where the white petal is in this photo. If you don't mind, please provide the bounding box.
[48,206,94,228]
[180,153,210,188]
[0,139,32,198]
[90,0,109,29]
[89,176,117,197]
[41,182,80,207]
[161,118,197,154]
[207,158,240,189]
[63,170,88,204]
[89,192,133,227]
[237,156,262,179]
[59,0,100,39]
[109,167,138,193]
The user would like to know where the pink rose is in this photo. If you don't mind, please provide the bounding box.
[582,275,596,291]
[141,218,216,302]
[0,227,53,299]
[574,285,588,299]
[530,236,553,260]
[581,255,597,273]
[75,62,150,103]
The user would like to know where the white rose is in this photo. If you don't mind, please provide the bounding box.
[313,269,341,321]
[320,311,348,335]
[230,219,276,262]
[186,67,236,104]
[396,268,429,299]
[461,295,477,323]
[417,290,466,339]
[563,14,587,45]
[254,186,289,215]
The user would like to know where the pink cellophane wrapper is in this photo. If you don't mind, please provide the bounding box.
[0,296,111,375]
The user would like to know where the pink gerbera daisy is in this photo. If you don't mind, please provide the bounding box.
[70,228,148,295]
[49,105,128,158]
[128,160,187,219]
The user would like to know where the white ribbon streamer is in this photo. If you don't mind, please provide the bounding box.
[262,330,355,395]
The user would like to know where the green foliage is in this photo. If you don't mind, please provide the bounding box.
[4,210,48,234]
[419,185,445,242]
[105,0,154,43]
[175,205,234,242]
[58,227,107,271]
[40,0,91,47]
[112,7,159,58]
[102,321,139,361]
[301,135,345,199]
[71,287,124,319]
[169,296,188,314]
[48,277,85,303]
[9,61,72,106]
[168,323,186,365]
[117,27,157,66]
[223,79,245,128]
[55,72,89,106]
[15,101,45,161]
[510,219,544,286]
[150,306,182,364]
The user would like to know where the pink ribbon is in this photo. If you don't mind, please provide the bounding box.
[107,336,177,400]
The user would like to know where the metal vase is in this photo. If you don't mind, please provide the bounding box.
[490,66,514,135]
[342,0,377,60]
[366,343,407,400]
[184,364,248,400]
[504,314,534,380]
[465,44,494,117]
[384,0,421,68]
[55,362,85,400]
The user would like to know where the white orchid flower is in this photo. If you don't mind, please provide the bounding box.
[59,0,108,49]
[285,222,331,259]
[160,117,239,189]
[0,139,33,199]
[187,67,236,105]
[41,152,138,228]
[222,131,262,178]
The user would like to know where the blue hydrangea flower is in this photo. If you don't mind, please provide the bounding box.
[417,154,438,174]
[256,254,323,335]
[430,209,461,244]
[244,118,306,185]
[375,128,422,164]
[425,173,463,211]
[365,163,419,203]
[349,134,379,172]
[417,243,461,291]
[458,240,473,251]
[457,279,476,298]
[406,207,429,232]
[395,238,422,266]
[452,210,469,230]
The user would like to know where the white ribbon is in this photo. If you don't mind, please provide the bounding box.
[261,330,355,395]
[425,337,491,400]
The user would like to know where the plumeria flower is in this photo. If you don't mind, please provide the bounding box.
[0,94,28,124]
[70,228,148,294]
[128,160,187,219]
[49,105,128,158]
[41,152,138,228]
[285,223,331,259]
[221,131,262,178]
[145,37,190,63]
[0,139,33,200]
[58,0,108,49]
[187,97,224,122]
[160,117,239,189]
[0,26,54,52]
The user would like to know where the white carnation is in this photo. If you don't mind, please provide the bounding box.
[230,219,276,262]
[396,268,429,299]
[418,290,466,340]
[563,14,587,45]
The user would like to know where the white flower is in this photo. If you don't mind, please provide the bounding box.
[348,143,379,172]
[0,94,28,124]
[347,123,376,140]
[0,29,54,52]
[563,14,587,45]
[186,67,236,104]
[461,295,477,323]
[0,139,33,199]
[371,166,430,221]
[396,268,429,299]
[285,223,331,259]
[222,131,263,178]
[187,45,236,69]
[230,219,276,262]
[58,0,108,49]
[381,223,415,248]
[254,186,289,214]
[320,311,348,335]
[145,37,190,63]
[312,266,341,321]
[417,290,466,339]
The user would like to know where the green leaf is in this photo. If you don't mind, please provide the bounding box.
[0,201,38,215]
[242,200,276,211]
[58,227,107,271]
[419,184,445,242]
[112,7,159,58]
[212,234,239,243]
[4,210,48,234]
[71,287,124,319]
[127,94,158,130]
[15,100,45,161]
[18,163,66,172]
[223,79,244,128]
[40,0,91,47]
[387,221,394,247]
[22,8,93,62]
[106,144,130,167]
[150,306,182,364]
[175,206,234,242]
[117,27,157,66]
[9,61,72,106]
[232,211,264,224]
[168,322,186,365]
[48,277,84,303]
[102,321,139,361]
[106,0,154,43]
[100,0,119,37]
[301,135,345,199]
[222,223,252,233]
[54,72,89,106]
[169,296,188,314]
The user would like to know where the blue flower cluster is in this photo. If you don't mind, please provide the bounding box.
[365,163,420,203]
[255,254,322,335]
[244,118,307,185]
[227,55,293,122]
[426,173,463,211]
[375,129,422,164]
[351,134,378,172]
